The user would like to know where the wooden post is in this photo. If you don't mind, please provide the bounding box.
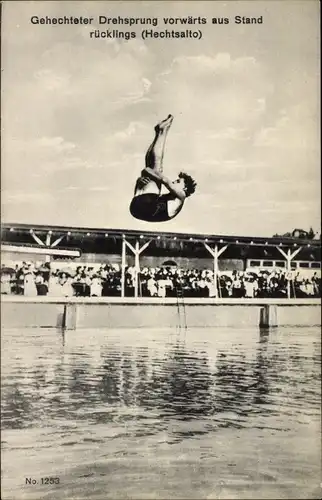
[204,243,228,298]
[259,305,278,327]
[62,303,77,330]
[51,235,64,248]
[286,249,291,299]
[30,230,45,247]
[276,246,302,299]
[124,239,152,299]
[213,245,218,298]
[121,236,126,298]
[134,240,140,298]
[45,231,51,246]
[49,235,65,265]
[45,232,51,263]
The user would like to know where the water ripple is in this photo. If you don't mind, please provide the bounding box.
[1,326,321,500]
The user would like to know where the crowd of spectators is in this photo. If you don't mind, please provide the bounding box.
[1,260,321,299]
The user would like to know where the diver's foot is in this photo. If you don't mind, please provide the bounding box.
[155,114,174,133]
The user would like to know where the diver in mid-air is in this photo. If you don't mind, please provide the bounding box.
[129,114,197,222]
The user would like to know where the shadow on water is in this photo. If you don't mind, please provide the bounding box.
[1,327,321,434]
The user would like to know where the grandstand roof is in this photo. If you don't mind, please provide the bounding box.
[1,222,321,248]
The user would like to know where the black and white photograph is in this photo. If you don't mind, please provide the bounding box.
[1,1,321,499]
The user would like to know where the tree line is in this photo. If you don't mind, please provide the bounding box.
[273,227,319,240]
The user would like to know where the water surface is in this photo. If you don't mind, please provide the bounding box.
[1,326,321,499]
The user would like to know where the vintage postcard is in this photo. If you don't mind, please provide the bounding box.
[1,1,321,499]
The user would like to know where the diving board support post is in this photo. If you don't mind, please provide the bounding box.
[62,303,77,330]
[124,238,152,298]
[259,305,278,328]
[204,243,228,298]
[276,246,302,298]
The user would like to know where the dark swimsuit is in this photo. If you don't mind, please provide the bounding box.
[130,175,183,222]
[130,193,170,222]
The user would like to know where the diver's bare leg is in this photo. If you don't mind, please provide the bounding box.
[145,114,173,173]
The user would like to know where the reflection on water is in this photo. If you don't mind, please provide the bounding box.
[1,326,321,499]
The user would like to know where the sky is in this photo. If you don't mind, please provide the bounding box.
[1,0,320,237]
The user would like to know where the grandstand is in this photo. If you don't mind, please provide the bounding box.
[1,223,321,299]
